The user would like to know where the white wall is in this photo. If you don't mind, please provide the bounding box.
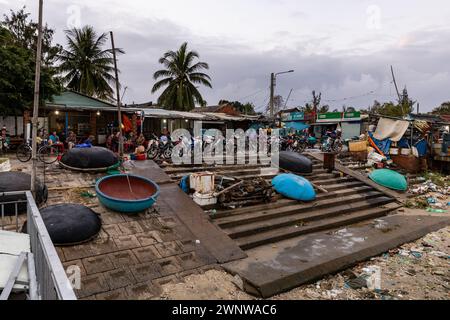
[0,116,48,136]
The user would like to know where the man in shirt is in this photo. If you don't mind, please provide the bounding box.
[48,131,59,145]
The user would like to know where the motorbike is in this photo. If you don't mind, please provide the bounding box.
[147,134,174,160]
[320,136,343,153]
[296,136,317,153]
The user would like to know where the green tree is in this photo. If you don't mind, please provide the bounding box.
[0,8,61,116]
[312,90,321,113]
[342,105,356,112]
[369,87,415,117]
[298,104,313,113]
[432,102,450,115]
[58,26,123,101]
[318,105,330,113]
[152,42,212,111]
[2,7,61,66]
[218,100,256,115]
[398,87,415,116]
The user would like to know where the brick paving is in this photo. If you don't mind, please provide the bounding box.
[7,159,219,300]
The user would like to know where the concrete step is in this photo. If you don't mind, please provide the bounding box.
[235,201,401,250]
[225,194,394,240]
[212,185,374,219]
[214,187,378,225]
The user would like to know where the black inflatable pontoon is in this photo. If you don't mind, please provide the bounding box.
[60,146,119,171]
[0,172,47,215]
[278,151,313,174]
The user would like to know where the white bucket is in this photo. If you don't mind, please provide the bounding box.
[190,172,215,193]
[193,192,217,206]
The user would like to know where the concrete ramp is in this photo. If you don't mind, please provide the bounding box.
[223,214,450,298]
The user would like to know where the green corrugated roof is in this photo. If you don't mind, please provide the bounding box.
[47,90,115,109]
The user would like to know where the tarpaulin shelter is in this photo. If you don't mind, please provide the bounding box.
[373,118,409,142]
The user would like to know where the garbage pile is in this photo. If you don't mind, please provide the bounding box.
[407,174,450,212]
[182,172,274,209]
[216,177,274,208]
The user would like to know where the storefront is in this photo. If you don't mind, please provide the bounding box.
[45,90,141,144]
[315,111,363,140]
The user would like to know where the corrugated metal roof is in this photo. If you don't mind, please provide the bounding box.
[142,108,211,120]
[46,90,116,109]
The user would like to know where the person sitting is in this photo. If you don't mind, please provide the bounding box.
[66,131,77,149]
[1,127,10,152]
[48,131,60,145]
[112,131,120,152]
[136,133,146,147]
[106,133,114,150]
[84,135,95,145]
[135,145,146,155]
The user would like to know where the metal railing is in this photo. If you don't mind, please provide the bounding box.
[0,191,77,300]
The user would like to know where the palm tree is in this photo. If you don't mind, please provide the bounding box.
[58,26,124,101]
[152,42,212,111]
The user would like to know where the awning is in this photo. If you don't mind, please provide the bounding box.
[142,108,210,120]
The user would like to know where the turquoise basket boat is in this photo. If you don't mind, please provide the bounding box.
[95,174,160,213]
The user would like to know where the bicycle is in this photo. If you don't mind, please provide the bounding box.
[16,139,65,164]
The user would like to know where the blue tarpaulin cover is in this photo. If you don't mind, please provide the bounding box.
[414,139,428,157]
[369,132,391,157]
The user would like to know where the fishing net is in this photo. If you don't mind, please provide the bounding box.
[0,172,47,216]
[23,204,101,246]
[60,146,119,170]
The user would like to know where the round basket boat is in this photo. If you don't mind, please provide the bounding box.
[60,146,119,172]
[95,174,160,213]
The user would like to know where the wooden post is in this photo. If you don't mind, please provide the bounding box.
[31,0,43,194]
[131,113,137,136]
[110,31,123,158]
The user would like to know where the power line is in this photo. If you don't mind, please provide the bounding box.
[237,87,269,101]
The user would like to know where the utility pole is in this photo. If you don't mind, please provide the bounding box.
[390,65,401,102]
[110,31,123,159]
[269,73,275,118]
[31,0,43,194]
[269,70,294,119]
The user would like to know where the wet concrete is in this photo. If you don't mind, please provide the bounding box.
[223,214,450,297]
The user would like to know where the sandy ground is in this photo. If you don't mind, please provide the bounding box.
[160,224,449,300]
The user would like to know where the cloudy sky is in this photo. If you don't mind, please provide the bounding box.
[1,0,450,112]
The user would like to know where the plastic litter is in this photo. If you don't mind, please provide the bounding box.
[426,208,447,213]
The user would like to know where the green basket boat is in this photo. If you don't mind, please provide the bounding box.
[369,169,408,191]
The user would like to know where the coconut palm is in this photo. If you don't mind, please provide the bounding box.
[58,26,123,101]
[152,42,212,111]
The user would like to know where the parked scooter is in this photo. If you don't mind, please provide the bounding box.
[147,134,174,160]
